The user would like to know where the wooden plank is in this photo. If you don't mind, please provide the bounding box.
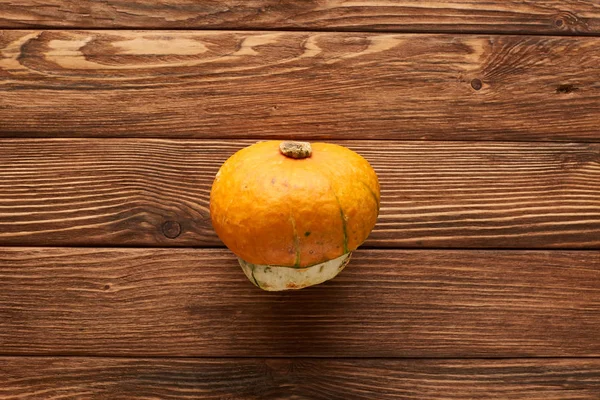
[1,139,598,248]
[1,357,599,399]
[1,1,600,34]
[0,247,598,357]
[1,31,600,141]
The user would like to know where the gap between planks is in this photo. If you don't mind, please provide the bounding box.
[3,27,600,38]
[3,136,600,144]
[1,354,600,360]
[2,245,600,252]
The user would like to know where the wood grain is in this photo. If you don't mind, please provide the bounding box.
[1,357,599,399]
[1,1,600,34]
[2,31,600,141]
[1,139,598,248]
[0,247,598,357]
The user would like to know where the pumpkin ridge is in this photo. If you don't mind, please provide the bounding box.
[314,162,350,255]
[359,180,380,210]
[331,187,349,254]
[290,213,301,268]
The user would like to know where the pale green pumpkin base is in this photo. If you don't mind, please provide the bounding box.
[238,252,352,291]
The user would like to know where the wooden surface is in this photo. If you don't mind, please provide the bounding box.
[1,139,598,248]
[2,1,600,398]
[1,357,599,399]
[2,31,600,141]
[1,247,598,357]
[1,1,600,34]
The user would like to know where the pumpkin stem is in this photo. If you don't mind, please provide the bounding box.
[279,141,312,159]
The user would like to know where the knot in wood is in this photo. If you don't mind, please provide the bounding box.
[162,220,182,239]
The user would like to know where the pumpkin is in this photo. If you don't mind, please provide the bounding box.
[210,140,380,291]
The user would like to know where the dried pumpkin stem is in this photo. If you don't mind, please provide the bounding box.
[279,141,312,159]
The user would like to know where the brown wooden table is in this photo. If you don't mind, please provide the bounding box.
[1,1,599,398]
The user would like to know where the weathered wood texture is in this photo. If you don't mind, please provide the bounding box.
[1,140,598,248]
[1,357,599,400]
[1,1,600,34]
[0,247,598,357]
[1,31,600,141]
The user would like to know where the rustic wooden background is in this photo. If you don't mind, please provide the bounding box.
[1,1,599,399]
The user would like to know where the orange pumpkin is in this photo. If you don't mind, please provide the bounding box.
[210,141,380,290]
